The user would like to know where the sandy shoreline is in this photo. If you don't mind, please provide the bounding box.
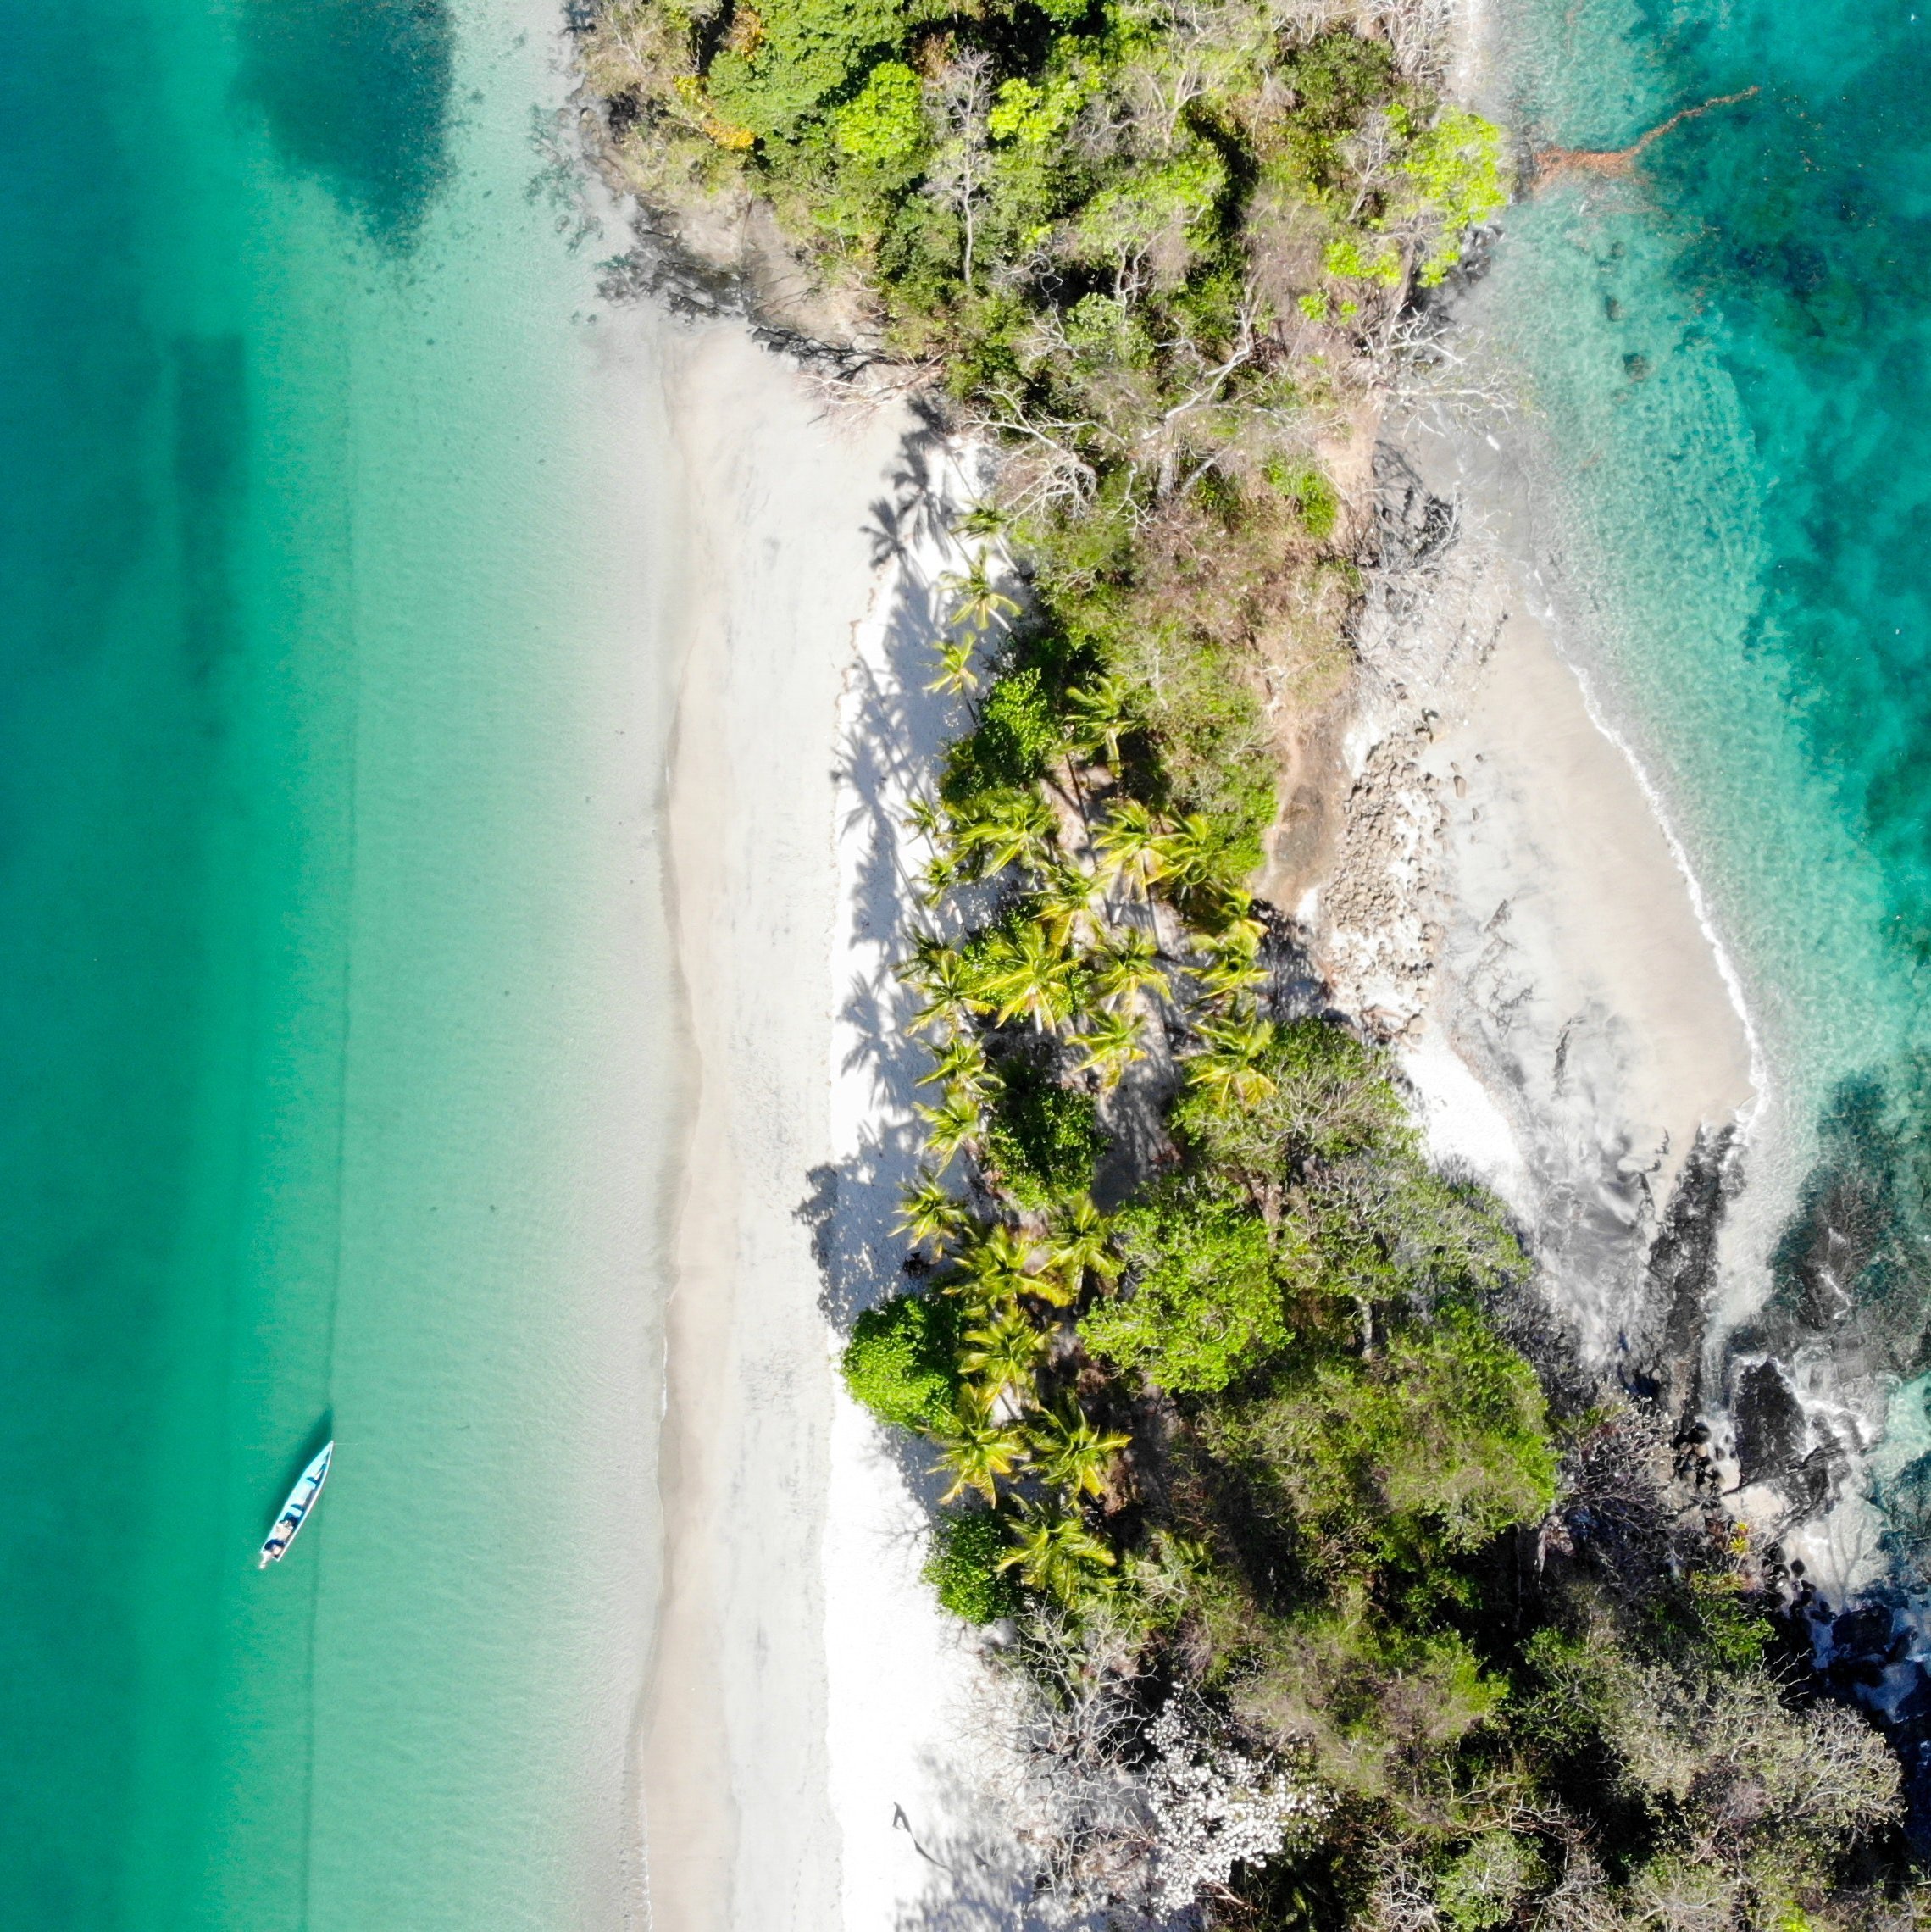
[637,303,1767,1923]
[650,326,1009,1931]
[1312,431,1758,1378]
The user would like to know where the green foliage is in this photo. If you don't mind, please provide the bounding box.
[1206,1305,1555,1589]
[942,665,1063,802]
[988,72,1085,147]
[1267,459,1340,541]
[1082,1178,1290,1392]
[923,1509,1023,1622]
[1323,233,1402,286]
[982,1056,1101,1208]
[841,1291,961,1431]
[834,59,925,170]
[1275,28,1399,170]
[1437,1833,1543,1929]
[704,0,907,142]
[1173,1018,1408,1179]
[1398,108,1508,286]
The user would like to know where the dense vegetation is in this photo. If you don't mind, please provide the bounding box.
[577,0,1918,1922]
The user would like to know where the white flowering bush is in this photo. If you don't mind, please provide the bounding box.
[1142,1697,1331,1917]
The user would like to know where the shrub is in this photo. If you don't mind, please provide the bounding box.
[1437,1833,1543,1930]
[703,0,905,142]
[923,1508,1022,1622]
[1173,1018,1410,1183]
[942,664,1063,802]
[1204,1305,1556,1583]
[1082,1180,1291,1392]
[841,1291,962,1431]
[982,1057,1101,1208]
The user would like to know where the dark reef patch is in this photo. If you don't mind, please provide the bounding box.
[237,0,454,246]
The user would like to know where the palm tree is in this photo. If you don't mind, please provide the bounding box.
[1153,813,1246,918]
[977,923,1087,1032]
[1187,1016,1279,1108]
[1090,928,1170,1013]
[918,1034,992,1100]
[934,1391,1030,1503]
[896,1170,975,1251]
[1071,1008,1145,1090]
[1046,1193,1124,1291]
[959,1306,1048,1402]
[902,792,949,847]
[1064,673,1144,770]
[1027,1402,1132,1500]
[901,941,979,1036]
[954,502,1009,542]
[955,790,1056,878]
[1196,947,1268,1005]
[938,552,1020,635]
[926,633,981,697]
[1033,863,1102,953]
[953,1221,1039,1308]
[997,1499,1117,1602]
[918,1086,985,1164]
[1094,801,1168,898]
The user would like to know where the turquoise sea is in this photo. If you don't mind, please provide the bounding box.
[1473,0,1931,1463]
[0,0,679,1923]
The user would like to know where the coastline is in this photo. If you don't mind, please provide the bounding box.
[638,311,1773,1926]
[1314,428,1760,1373]
[651,326,998,1929]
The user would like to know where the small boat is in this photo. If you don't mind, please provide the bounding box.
[258,1441,333,1568]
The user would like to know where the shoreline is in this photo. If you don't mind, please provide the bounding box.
[1316,425,1760,1373]
[649,325,1000,1929]
[636,314,1778,1926]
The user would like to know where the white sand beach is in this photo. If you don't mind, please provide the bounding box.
[647,326,1010,1932]
[637,308,1765,1929]
[1317,437,1758,1367]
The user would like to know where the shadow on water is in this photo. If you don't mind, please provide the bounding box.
[170,335,247,682]
[236,0,454,247]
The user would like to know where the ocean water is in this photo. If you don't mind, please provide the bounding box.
[0,0,679,1924]
[1468,0,1931,1546]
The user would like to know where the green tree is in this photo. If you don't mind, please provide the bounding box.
[1072,1008,1145,1090]
[841,1293,961,1432]
[1081,1180,1292,1393]
[938,552,1021,634]
[1094,800,1168,897]
[959,1305,1049,1402]
[1026,1402,1131,1499]
[1090,927,1171,1011]
[975,921,1086,1030]
[935,1388,1031,1502]
[922,1509,1022,1623]
[997,1499,1117,1602]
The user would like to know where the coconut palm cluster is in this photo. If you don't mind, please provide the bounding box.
[881,547,1296,1602]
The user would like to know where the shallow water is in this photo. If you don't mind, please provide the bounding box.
[0,1,678,1923]
[1467,0,1931,1562]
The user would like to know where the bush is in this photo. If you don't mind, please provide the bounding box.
[1205,1305,1556,1583]
[923,1508,1021,1622]
[982,1057,1101,1208]
[841,1292,962,1431]
[1082,1180,1291,1392]
[942,664,1063,802]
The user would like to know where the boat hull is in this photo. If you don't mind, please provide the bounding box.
[258,1441,333,1568]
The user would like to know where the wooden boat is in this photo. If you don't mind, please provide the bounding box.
[258,1441,333,1568]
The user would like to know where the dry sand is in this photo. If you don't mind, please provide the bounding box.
[647,327,1012,1932]
[1318,446,1758,1368]
[638,308,1764,1929]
